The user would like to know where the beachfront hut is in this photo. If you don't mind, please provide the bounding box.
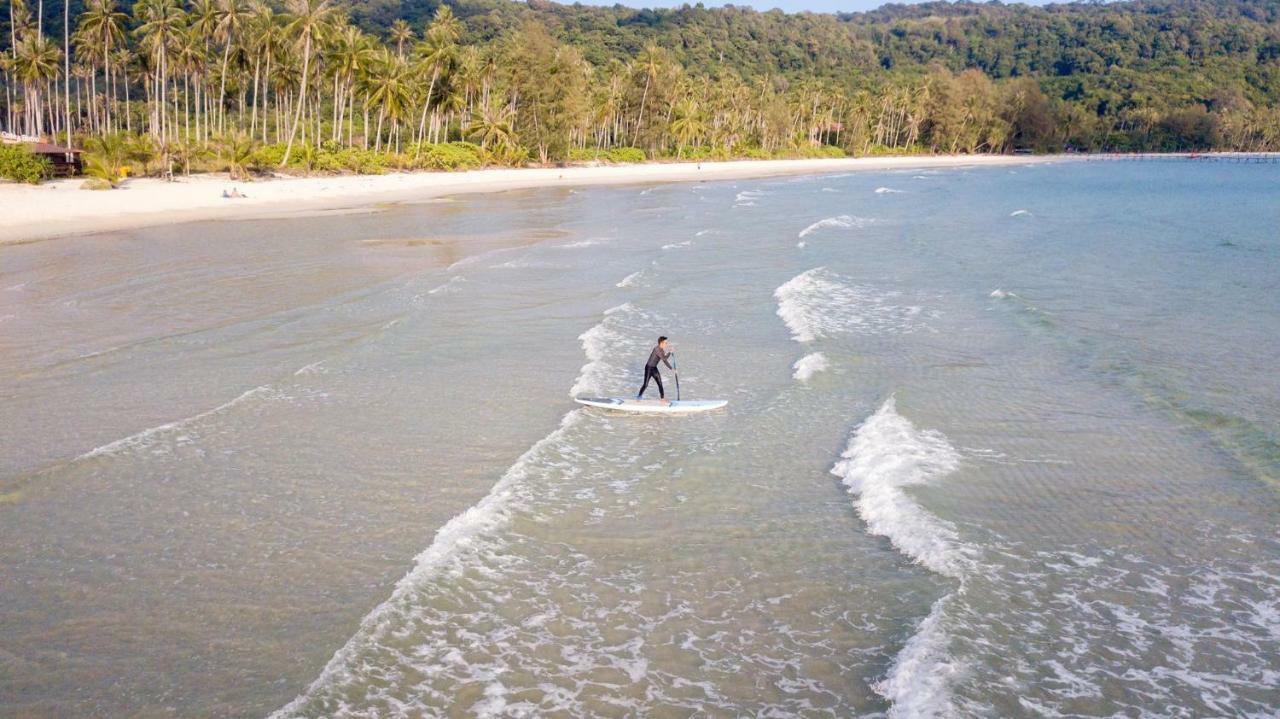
[26,142,84,177]
[0,134,83,177]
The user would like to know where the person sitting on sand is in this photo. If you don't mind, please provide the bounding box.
[637,336,674,401]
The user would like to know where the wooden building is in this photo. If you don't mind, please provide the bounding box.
[26,142,84,177]
[1,134,83,177]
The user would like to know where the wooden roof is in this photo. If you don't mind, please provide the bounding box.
[25,142,82,155]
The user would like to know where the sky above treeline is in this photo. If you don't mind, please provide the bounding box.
[573,0,1050,13]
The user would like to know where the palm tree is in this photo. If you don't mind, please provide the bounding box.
[280,0,336,166]
[186,0,218,141]
[247,3,283,143]
[62,0,70,141]
[388,19,412,59]
[631,44,663,148]
[82,131,129,185]
[465,97,514,151]
[76,0,126,134]
[669,98,706,158]
[410,5,460,157]
[365,48,411,153]
[214,0,249,134]
[110,46,132,132]
[328,24,372,145]
[13,33,60,137]
[216,130,257,178]
[134,0,186,144]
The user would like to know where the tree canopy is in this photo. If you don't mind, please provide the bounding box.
[2,0,1277,180]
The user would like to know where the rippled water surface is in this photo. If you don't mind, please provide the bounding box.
[2,161,1278,718]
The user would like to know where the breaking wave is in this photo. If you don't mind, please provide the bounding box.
[792,352,829,381]
[774,268,924,343]
[272,304,640,718]
[78,386,275,460]
[570,303,635,398]
[831,397,971,578]
[616,271,643,288]
[831,397,974,717]
[797,215,874,244]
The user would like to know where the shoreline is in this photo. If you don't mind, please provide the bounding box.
[0,155,1064,244]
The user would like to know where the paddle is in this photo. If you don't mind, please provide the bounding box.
[670,352,681,402]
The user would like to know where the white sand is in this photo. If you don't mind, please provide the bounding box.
[0,155,1061,244]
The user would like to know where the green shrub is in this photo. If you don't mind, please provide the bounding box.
[567,147,601,163]
[82,134,131,187]
[661,146,734,162]
[864,143,930,157]
[413,142,487,171]
[0,144,53,184]
[253,143,287,168]
[568,147,646,164]
[782,145,847,159]
[606,147,646,163]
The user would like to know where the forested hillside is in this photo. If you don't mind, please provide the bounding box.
[3,0,1278,181]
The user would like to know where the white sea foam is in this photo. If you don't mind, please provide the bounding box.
[662,240,692,250]
[571,303,633,397]
[734,190,766,207]
[694,229,716,237]
[616,271,643,288]
[792,352,829,381]
[1010,210,1032,217]
[990,289,1018,299]
[269,410,586,719]
[78,386,274,460]
[273,307,632,718]
[877,594,962,718]
[875,187,904,194]
[294,361,326,376]
[774,268,923,342]
[557,239,602,249]
[797,215,873,240]
[832,397,971,718]
[830,396,970,578]
[427,276,465,295]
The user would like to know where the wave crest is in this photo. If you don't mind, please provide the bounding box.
[774,268,924,343]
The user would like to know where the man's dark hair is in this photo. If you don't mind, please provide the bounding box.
[658,336,668,343]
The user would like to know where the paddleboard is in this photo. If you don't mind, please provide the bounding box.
[574,397,727,414]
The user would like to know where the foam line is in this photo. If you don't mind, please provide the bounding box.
[269,410,585,719]
[792,352,829,381]
[77,386,273,460]
[830,397,969,578]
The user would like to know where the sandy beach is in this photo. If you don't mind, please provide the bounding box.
[0,155,1058,244]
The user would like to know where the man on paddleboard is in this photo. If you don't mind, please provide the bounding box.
[637,336,674,400]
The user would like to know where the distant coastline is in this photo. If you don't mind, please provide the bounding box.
[0,154,1073,245]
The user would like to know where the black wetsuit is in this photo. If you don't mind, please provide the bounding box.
[638,346,673,399]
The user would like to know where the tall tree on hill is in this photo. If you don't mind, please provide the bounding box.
[280,0,336,165]
[412,5,459,158]
[14,31,59,136]
[76,0,126,133]
[215,0,249,134]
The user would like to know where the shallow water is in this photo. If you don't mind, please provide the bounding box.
[1,161,1278,717]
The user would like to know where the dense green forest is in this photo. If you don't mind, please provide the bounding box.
[2,0,1278,181]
